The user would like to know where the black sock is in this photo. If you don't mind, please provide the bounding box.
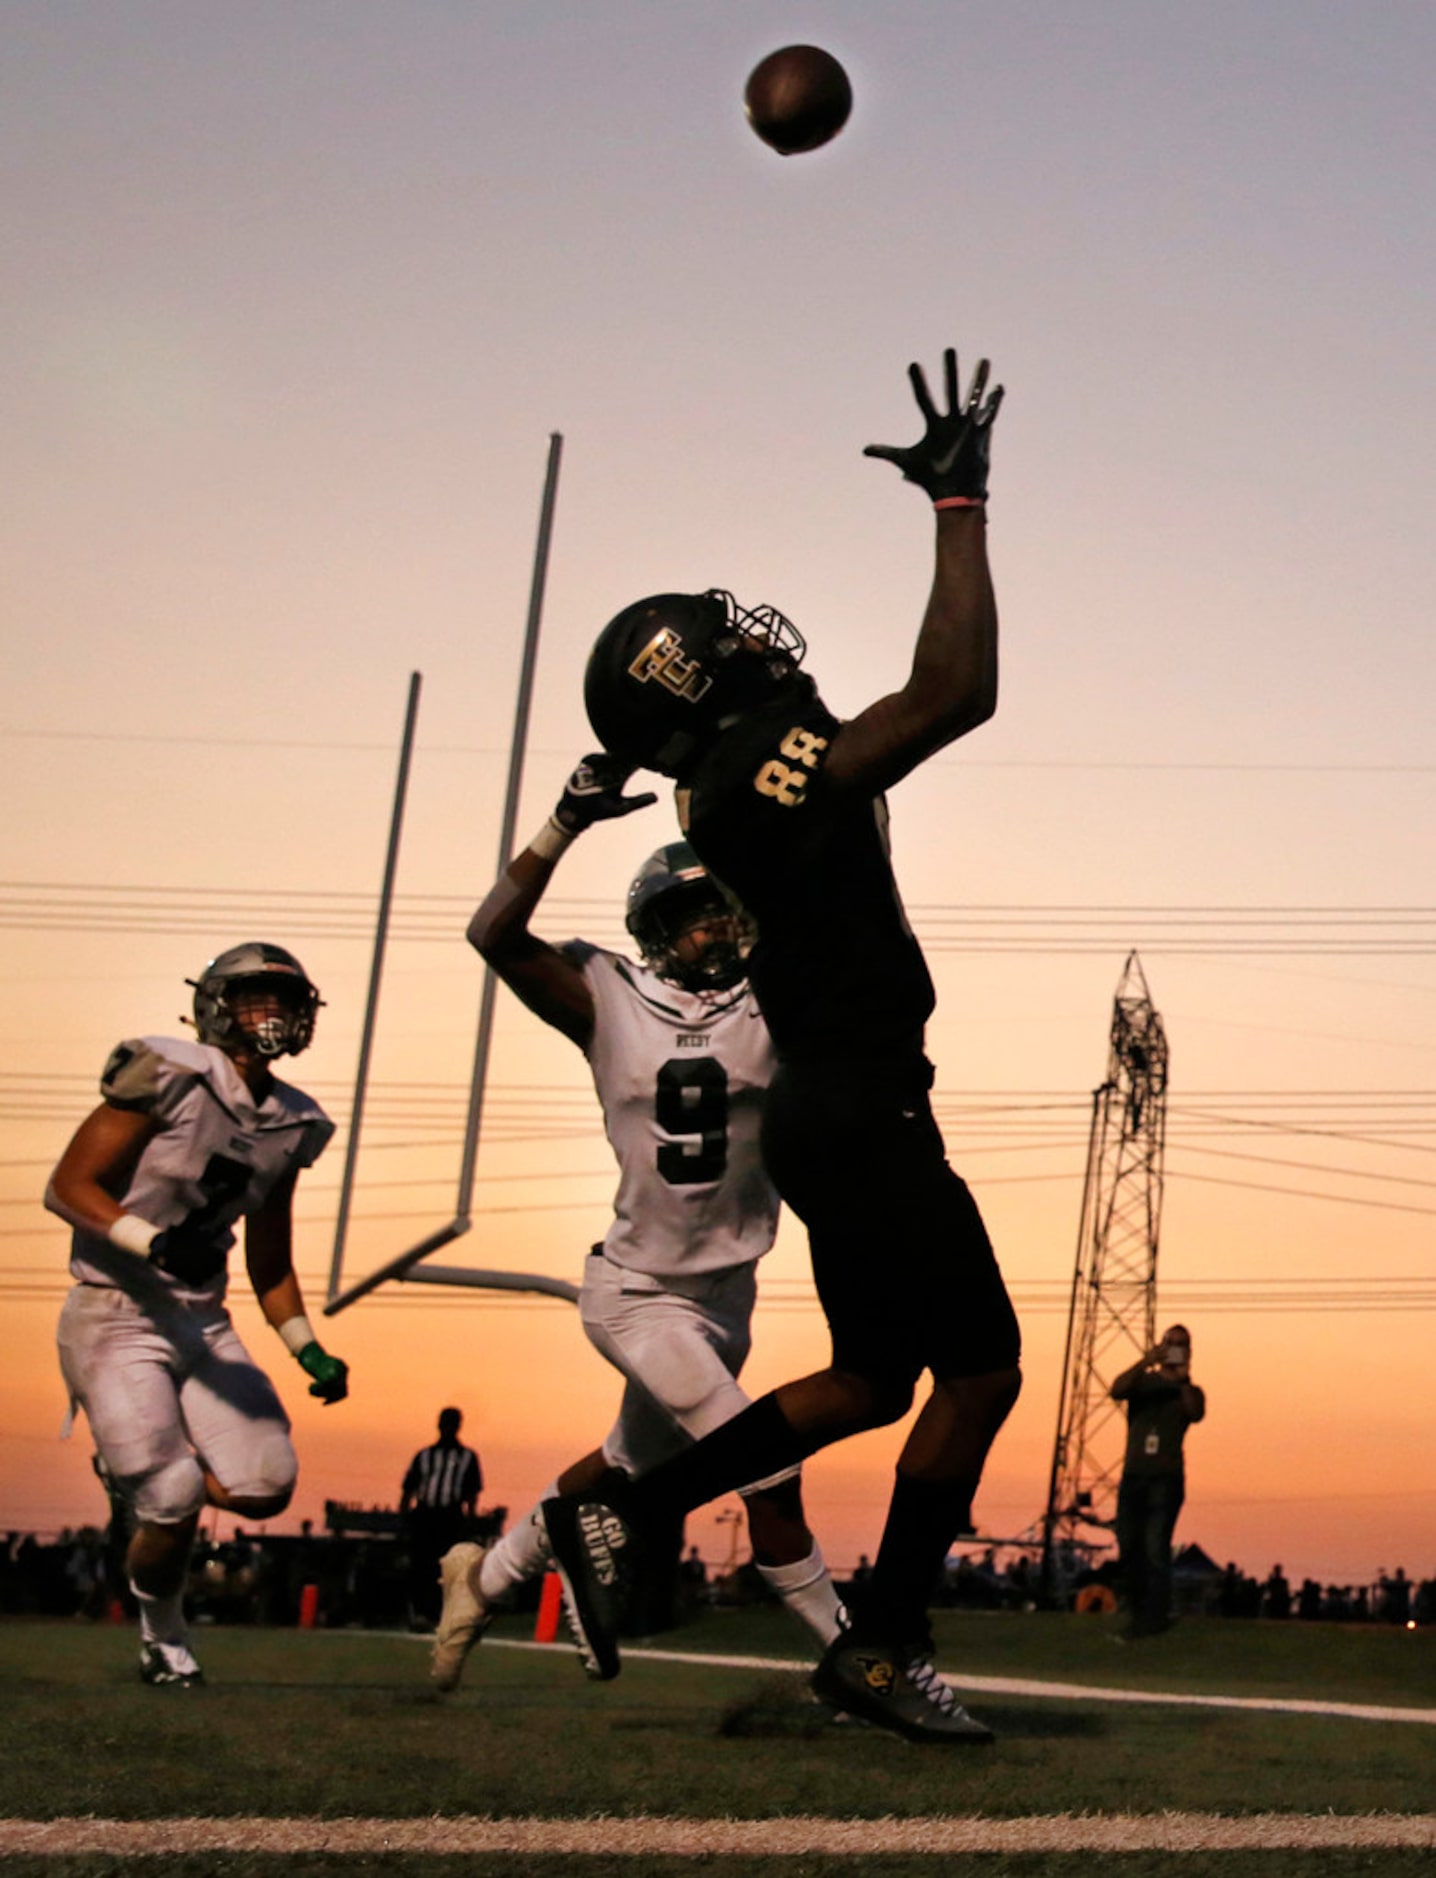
[858,1471,977,1644]
[620,1393,815,1526]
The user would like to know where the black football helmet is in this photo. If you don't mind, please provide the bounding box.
[584,588,808,776]
[625,841,750,992]
[188,943,323,1058]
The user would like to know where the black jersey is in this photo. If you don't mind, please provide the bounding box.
[677,691,935,1061]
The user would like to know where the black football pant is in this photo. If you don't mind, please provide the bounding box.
[760,1052,1020,1389]
[1115,1472,1185,1634]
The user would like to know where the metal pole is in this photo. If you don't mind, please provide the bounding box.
[326,671,422,1304]
[1040,1079,1107,1599]
[454,429,564,1215]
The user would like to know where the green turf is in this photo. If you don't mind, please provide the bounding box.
[1,1610,1430,1876]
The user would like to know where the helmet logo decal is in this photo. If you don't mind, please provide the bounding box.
[627,628,714,704]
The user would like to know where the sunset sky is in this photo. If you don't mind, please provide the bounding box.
[3,1,1433,1592]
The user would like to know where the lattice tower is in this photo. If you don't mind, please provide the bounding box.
[1041,952,1168,1586]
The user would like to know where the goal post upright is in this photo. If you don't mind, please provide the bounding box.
[325,431,566,1317]
[325,669,423,1306]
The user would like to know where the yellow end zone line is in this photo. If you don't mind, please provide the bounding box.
[487,1636,1436,1727]
[2,1815,1434,1855]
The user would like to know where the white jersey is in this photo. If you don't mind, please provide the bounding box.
[568,944,779,1279]
[67,1035,333,1308]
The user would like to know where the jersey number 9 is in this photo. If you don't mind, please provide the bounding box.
[654,1059,729,1186]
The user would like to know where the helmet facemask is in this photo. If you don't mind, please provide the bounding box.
[637,881,748,992]
[224,979,318,1057]
[707,588,806,673]
[626,843,752,993]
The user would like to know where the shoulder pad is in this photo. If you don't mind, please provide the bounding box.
[558,939,600,968]
[264,1079,335,1164]
[294,1115,336,1167]
[99,1040,170,1112]
[100,1036,210,1113]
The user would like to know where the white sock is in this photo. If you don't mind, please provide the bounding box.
[478,1483,556,1603]
[756,1543,847,1647]
[130,1580,188,1648]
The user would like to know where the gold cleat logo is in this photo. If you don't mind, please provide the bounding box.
[858,1655,897,1697]
[628,629,713,703]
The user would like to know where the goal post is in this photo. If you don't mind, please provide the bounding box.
[325,432,569,1317]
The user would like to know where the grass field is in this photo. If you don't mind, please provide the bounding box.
[1,1607,1432,1876]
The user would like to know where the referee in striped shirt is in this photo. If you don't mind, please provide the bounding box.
[400,1407,483,1628]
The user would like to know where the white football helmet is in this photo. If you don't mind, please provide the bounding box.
[189,943,323,1057]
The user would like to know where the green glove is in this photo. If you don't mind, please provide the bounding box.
[297,1340,349,1405]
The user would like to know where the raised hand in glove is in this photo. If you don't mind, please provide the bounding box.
[864,347,1003,504]
[297,1341,349,1405]
[553,753,657,835]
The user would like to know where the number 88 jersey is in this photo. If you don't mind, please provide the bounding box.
[565,945,779,1280]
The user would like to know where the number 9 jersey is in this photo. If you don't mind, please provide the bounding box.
[68,1035,334,1306]
[564,944,779,1279]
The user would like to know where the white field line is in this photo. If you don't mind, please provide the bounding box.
[2,1814,1434,1855]
[489,1637,1436,1728]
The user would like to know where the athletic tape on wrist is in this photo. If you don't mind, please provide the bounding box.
[529,817,576,862]
[277,1315,318,1357]
[933,495,987,511]
[107,1213,160,1257]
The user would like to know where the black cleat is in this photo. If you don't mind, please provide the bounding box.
[811,1635,994,1744]
[539,1493,634,1681]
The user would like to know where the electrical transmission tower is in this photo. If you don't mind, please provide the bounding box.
[1041,951,1169,1596]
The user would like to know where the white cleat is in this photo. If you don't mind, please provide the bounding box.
[139,1640,205,1688]
[430,1542,493,1692]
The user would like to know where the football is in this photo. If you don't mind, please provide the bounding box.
[744,45,852,156]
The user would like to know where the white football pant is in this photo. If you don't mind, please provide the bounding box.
[57,1284,297,1524]
[580,1252,759,1475]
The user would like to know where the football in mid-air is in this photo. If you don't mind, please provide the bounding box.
[744,45,852,156]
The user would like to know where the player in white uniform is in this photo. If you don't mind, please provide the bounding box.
[429,757,844,1691]
[45,943,349,1687]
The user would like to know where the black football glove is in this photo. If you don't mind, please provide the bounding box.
[148,1224,227,1288]
[864,347,1003,503]
[553,754,657,835]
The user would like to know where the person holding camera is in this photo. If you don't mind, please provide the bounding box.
[1110,1325,1205,1638]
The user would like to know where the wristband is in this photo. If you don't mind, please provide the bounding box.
[529,817,576,863]
[107,1213,160,1257]
[933,496,987,511]
[277,1314,318,1357]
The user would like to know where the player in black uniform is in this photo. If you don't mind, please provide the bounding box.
[542,346,1021,1743]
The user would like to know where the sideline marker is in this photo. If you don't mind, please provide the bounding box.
[534,1570,562,1642]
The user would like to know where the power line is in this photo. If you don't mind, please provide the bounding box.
[6,727,1435,771]
[5,883,1436,955]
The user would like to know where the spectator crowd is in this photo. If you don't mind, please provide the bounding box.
[2,1521,1432,1632]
